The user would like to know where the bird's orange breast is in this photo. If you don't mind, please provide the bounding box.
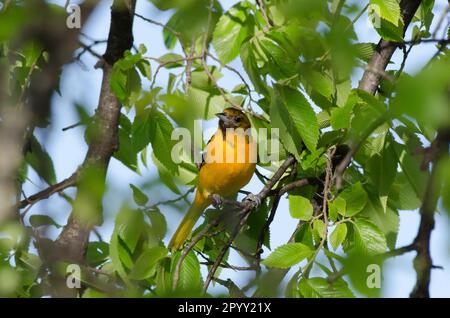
[197,129,256,199]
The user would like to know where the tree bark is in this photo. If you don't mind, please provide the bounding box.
[54,0,137,264]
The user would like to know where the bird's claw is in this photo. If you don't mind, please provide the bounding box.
[243,193,261,207]
[210,194,224,209]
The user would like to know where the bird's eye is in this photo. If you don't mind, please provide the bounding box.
[235,117,242,122]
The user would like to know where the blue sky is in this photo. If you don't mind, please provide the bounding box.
[29,0,450,297]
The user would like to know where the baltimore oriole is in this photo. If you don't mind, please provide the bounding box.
[168,108,256,250]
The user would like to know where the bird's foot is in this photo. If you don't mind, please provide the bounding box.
[243,193,261,207]
[210,194,224,209]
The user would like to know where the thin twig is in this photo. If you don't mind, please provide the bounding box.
[203,155,296,292]
[18,173,77,209]
[134,12,180,37]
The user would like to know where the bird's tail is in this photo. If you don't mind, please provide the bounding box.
[168,190,210,251]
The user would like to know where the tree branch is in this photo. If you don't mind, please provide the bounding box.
[202,155,297,292]
[0,2,96,224]
[18,173,77,209]
[358,0,422,94]
[410,130,450,298]
[54,0,137,265]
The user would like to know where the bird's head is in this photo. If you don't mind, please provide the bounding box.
[216,107,251,130]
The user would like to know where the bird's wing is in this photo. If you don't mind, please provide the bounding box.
[199,133,217,170]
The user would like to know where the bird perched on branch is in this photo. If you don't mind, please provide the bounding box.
[169,107,256,251]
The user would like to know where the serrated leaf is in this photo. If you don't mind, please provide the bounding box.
[129,246,168,280]
[271,84,319,153]
[171,251,202,291]
[299,277,355,298]
[338,182,368,217]
[148,107,178,174]
[262,243,313,269]
[350,218,387,255]
[369,0,401,26]
[354,42,377,62]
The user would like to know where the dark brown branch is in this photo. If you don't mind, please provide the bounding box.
[410,130,450,298]
[202,155,297,292]
[18,173,77,209]
[383,243,416,259]
[358,0,422,94]
[334,0,423,189]
[254,194,281,266]
[54,0,137,266]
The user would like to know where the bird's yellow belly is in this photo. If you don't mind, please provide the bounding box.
[198,162,256,197]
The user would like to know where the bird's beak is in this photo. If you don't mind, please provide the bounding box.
[215,112,228,123]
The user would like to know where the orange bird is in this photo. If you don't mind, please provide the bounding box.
[169,108,256,251]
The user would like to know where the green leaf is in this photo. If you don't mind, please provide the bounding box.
[171,251,202,292]
[330,223,347,251]
[330,90,358,130]
[86,241,109,266]
[115,207,144,253]
[110,58,142,108]
[295,223,314,248]
[148,108,178,174]
[130,184,149,206]
[240,40,269,97]
[299,277,355,298]
[338,182,368,217]
[388,172,422,210]
[392,56,450,130]
[349,218,387,255]
[162,0,222,49]
[329,196,346,222]
[136,59,151,81]
[157,53,185,68]
[271,84,319,153]
[147,209,167,240]
[114,125,138,172]
[368,0,404,41]
[25,136,56,185]
[289,195,313,221]
[212,1,253,63]
[369,0,401,26]
[361,184,400,250]
[354,42,377,62]
[366,135,398,203]
[129,246,168,280]
[262,243,313,269]
[313,219,326,241]
[190,66,223,92]
[29,214,60,228]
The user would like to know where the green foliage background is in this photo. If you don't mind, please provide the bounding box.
[0,0,449,298]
